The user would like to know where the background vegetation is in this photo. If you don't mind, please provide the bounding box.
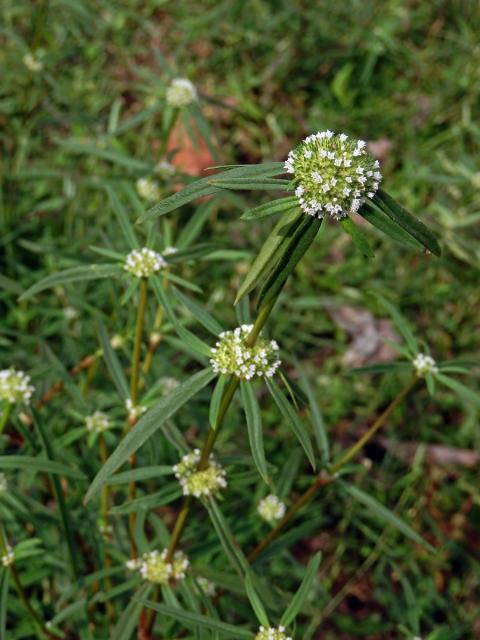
[1,1,479,638]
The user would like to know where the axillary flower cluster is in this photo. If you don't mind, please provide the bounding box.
[210,325,281,380]
[258,494,286,524]
[255,626,292,640]
[173,449,227,498]
[126,549,189,585]
[166,78,197,108]
[85,411,110,434]
[0,368,34,405]
[124,248,167,278]
[285,130,382,220]
[413,353,438,376]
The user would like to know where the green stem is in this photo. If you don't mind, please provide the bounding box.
[248,376,417,563]
[0,402,11,434]
[166,295,279,562]
[158,108,179,159]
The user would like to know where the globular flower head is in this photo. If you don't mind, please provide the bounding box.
[85,411,110,434]
[413,353,438,377]
[197,576,217,597]
[166,78,197,108]
[136,177,161,202]
[255,626,292,640]
[258,495,286,524]
[124,248,167,278]
[173,449,227,498]
[285,131,382,220]
[0,473,7,493]
[155,160,176,180]
[127,548,189,585]
[210,325,281,380]
[1,546,14,568]
[0,369,34,405]
[23,52,43,72]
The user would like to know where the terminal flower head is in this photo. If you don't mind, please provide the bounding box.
[210,325,281,380]
[413,353,438,376]
[124,248,167,278]
[255,626,292,640]
[166,78,197,108]
[23,52,43,72]
[173,449,227,498]
[0,368,34,405]
[285,131,382,220]
[258,495,286,524]
[136,177,161,202]
[127,548,189,584]
[85,411,110,434]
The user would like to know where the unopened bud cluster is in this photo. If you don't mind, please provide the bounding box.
[258,495,286,523]
[124,248,167,278]
[210,325,281,380]
[85,411,110,434]
[173,449,227,498]
[0,368,34,405]
[126,549,189,585]
[125,399,147,420]
[285,131,381,220]
[255,626,292,640]
[1,546,14,568]
[166,78,197,108]
[413,353,438,376]
[136,177,161,202]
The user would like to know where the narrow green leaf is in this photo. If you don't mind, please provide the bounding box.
[340,217,374,257]
[435,373,480,408]
[373,293,418,354]
[20,264,121,300]
[177,197,220,248]
[110,584,152,640]
[173,288,223,336]
[374,190,441,256]
[258,216,322,308]
[0,569,9,638]
[136,601,252,638]
[359,202,423,251]
[241,196,298,221]
[106,185,139,249]
[110,485,182,514]
[266,379,316,470]
[345,484,434,551]
[96,318,129,400]
[0,456,85,479]
[208,177,291,191]
[296,362,329,464]
[235,208,304,304]
[85,368,215,503]
[109,466,173,485]
[206,498,250,577]
[241,382,268,482]
[244,574,269,627]
[209,375,227,429]
[59,140,151,171]
[351,362,412,374]
[280,552,321,627]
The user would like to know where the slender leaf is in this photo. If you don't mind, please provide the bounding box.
[20,264,121,300]
[209,375,227,429]
[241,196,298,220]
[0,456,85,479]
[435,373,480,408]
[0,569,9,638]
[296,362,329,464]
[106,185,139,249]
[173,288,223,336]
[96,318,129,400]
[359,202,423,251]
[340,217,374,257]
[85,368,215,502]
[244,574,269,627]
[206,498,250,577]
[374,189,441,256]
[109,466,173,484]
[280,552,321,627]
[241,382,268,482]
[266,379,316,470]
[208,177,291,191]
[374,293,418,354]
[110,583,151,640]
[345,484,434,551]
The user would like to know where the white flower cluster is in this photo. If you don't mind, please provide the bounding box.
[23,52,43,72]
[125,399,147,420]
[173,449,227,498]
[258,495,286,524]
[126,549,189,585]
[136,177,161,202]
[162,246,178,257]
[284,131,382,220]
[210,325,281,380]
[124,248,167,278]
[1,546,14,568]
[255,626,292,640]
[197,576,217,597]
[413,353,438,376]
[166,78,197,108]
[85,411,110,434]
[0,473,7,493]
[155,160,176,179]
[0,368,34,405]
